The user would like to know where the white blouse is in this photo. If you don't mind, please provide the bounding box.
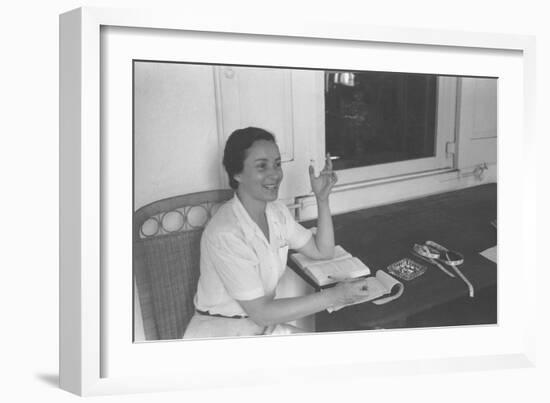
[193,194,312,317]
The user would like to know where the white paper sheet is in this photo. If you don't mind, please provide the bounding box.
[480,246,497,263]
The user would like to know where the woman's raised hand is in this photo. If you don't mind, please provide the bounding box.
[309,153,338,202]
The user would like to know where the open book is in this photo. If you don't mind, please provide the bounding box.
[290,245,371,287]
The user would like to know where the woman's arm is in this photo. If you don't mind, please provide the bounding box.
[298,153,338,260]
[239,278,370,326]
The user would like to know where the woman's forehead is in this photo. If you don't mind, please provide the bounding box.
[245,140,280,160]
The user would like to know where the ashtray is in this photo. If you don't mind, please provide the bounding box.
[387,258,427,281]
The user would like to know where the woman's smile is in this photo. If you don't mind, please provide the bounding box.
[263,183,279,191]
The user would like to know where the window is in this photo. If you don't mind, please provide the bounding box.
[324,71,457,183]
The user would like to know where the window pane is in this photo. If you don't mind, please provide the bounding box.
[325,71,438,171]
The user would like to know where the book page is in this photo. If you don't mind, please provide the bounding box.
[306,257,370,286]
[374,270,400,290]
[290,245,351,270]
[370,271,404,305]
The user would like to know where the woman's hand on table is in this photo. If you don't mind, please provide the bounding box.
[309,153,338,202]
[329,277,370,306]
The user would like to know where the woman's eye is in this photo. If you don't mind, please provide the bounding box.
[256,161,281,170]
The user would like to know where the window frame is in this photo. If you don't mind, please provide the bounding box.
[319,75,457,185]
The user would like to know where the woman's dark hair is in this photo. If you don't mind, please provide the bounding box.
[223,127,276,189]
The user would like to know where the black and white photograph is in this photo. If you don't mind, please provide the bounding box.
[132,62,498,341]
[10,0,541,400]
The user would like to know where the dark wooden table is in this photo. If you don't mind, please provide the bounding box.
[290,183,497,332]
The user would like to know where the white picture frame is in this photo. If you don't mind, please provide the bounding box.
[59,6,537,396]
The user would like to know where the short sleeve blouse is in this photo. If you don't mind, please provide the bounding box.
[194,195,312,317]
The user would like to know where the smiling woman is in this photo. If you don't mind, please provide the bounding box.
[183,127,371,338]
[225,127,283,207]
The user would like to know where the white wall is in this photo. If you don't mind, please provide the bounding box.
[135,69,497,215]
[4,1,549,402]
[457,77,498,169]
[134,64,322,208]
[134,62,222,209]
